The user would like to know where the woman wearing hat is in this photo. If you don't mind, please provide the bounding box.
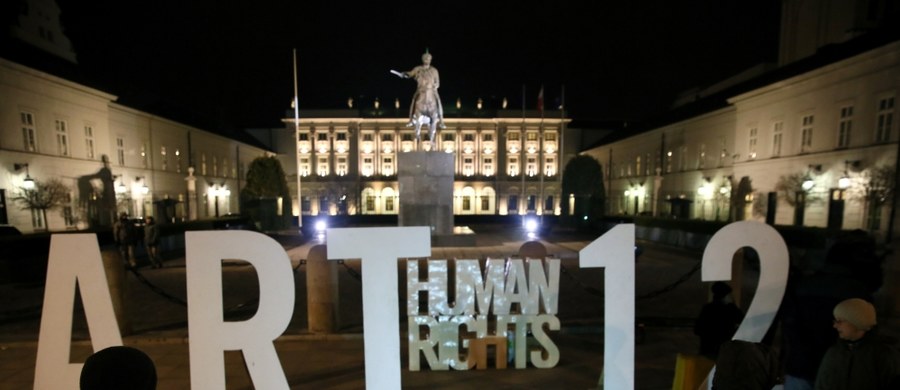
[814,298,899,389]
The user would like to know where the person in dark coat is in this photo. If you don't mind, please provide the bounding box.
[694,281,744,360]
[814,298,899,390]
[113,212,136,268]
[780,230,884,390]
[144,216,162,268]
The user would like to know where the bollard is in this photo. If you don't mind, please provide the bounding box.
[306,244,339,333]
[518,241,547,259]
[101,247,132,335]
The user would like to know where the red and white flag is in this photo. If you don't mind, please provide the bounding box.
[537,85,544,112]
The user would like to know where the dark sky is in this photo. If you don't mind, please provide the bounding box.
[55,0,780,130]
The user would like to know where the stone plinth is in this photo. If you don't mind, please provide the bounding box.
[398,152,454,236]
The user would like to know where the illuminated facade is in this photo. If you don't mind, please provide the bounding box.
[267,112,570,217]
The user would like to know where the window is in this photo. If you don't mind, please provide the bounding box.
[141,142,148,168]
[21,112,36,152]
[382,157,394,176]
[201,153,207,175]
[299,158,310,176]
[635,156,642,175]
[508,157,519,176]
[838,106,853,148]
[481,196,490,211]
[876,97,894,143]
[362,133,373,141]
[508,132,520,141]
[336,157,347,176]
[483,158,494,176]
[526,132,538,141]
[175,149,182,173]
[55,119,69,156]
[336,132,347,141]
[545,133,557,141]
[526,157,537,176]
[698,144,706,169]
[317,157,329,176]
[385,196,395,212]
[483,133,493,141]
[382,134,394,141]
[317,133,328,141]
[366,196,375,211]
[462,196,471,211]
[116,137,125,166]
[402,133,414,141]
[545,157,556,176]
[463,133,474,141]
[84,125,95,159]
[646,153,652,175]
[801,115,814,152]
[298,133,309,141]
[213,156,218,176]
[443,133,455,141]
[748,127,758,159]
[771,122,783,157]
[161,146,168,170]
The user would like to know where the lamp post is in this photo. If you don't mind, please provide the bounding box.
[14,163,35,189]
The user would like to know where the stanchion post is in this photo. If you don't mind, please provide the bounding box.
[306,244,339,333]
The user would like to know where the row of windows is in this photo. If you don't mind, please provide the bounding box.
[20,111,240,179]
[747,97,894,159]
[300,154,556,178]
[613,97,896,178]
[299,130,558,142]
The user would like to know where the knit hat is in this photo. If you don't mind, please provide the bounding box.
[833,298,877,331]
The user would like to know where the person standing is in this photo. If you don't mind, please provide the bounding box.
[113,212,136,268]
[144,216,162,268]
[814,298,899,389]
[694,281,744,360]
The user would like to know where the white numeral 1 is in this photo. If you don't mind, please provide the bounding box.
[580,224,635,390]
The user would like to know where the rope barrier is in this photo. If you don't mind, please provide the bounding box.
[337,260,362,282]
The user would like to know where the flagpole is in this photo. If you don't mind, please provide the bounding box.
[521,84,526,220]
[560,84,565,217]
[538,84,544,221]
[293,48,302,229]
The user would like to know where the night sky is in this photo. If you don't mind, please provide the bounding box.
[54,0,781,130]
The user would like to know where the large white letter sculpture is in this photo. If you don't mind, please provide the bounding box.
[701,221,789,389]
[186,231,295,390]
[327,227,431,390]
[580,224,635,390]
[34,234,123,390]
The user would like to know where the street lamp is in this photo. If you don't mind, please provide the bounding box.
[14,163,35,189]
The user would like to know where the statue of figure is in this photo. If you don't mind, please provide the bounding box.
[78,155,118,227]
[392,50,445,150]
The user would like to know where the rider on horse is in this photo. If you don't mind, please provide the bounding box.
[399,50,446,129]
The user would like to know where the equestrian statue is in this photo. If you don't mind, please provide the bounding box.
[391,49,446,151]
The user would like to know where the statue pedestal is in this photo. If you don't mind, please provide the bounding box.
[398,152,475,246]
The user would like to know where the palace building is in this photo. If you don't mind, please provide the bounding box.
[248,110,574,218]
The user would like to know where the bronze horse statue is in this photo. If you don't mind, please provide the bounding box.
[409,85,441,150]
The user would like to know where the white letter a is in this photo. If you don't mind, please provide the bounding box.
[34,234,123,389]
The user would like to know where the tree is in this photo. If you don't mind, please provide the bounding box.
[560,155,606,228]
[849,165,895,230]
[241,156,292,229]
[11,178,72,231]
